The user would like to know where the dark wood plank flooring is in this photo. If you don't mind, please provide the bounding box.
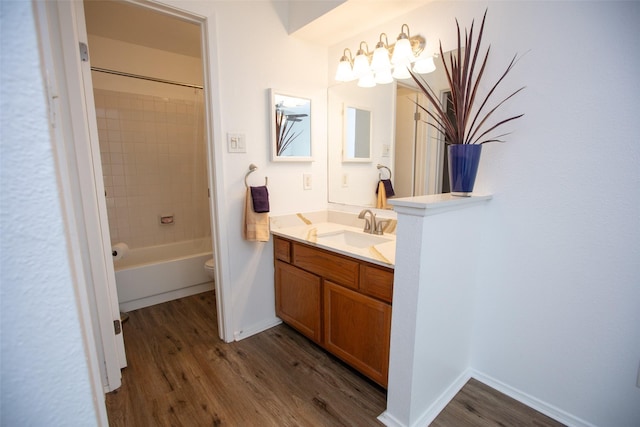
[432,379,564,427]
[106,292,564,426]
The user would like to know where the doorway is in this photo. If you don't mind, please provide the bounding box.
[84,0,213,314]
[79,0,230,384]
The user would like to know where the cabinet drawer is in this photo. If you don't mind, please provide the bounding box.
[292,243,359,289]
[360,264,394,303]
[274,237,291,263]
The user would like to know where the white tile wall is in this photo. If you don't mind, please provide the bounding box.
[94,89,211,249]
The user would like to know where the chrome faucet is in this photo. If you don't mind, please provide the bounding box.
[358,209,376,234]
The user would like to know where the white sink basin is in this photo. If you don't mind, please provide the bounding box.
[316,230,392,249]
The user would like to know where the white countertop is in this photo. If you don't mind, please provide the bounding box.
[270,219,396,268]
[389,193,492,215]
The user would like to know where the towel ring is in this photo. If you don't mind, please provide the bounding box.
[245,164,268,188]
[377,164,392,180]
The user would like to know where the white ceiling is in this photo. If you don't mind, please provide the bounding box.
[290,0,432,46]
[83,0,202,58]
[82,0,431,58]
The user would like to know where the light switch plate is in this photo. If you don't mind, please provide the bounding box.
[303,174,312,190]
[227,132,246,153]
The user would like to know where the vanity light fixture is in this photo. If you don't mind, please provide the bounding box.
[334,24,435,87]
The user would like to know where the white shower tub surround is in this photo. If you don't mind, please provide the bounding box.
[114,238,213,312]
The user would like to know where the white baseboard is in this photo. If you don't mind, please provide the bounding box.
[413,369,472,426]
[377,410,405,427]
[378,369,471,427]
[470,370,597,427]
[378,368,594,427]
[234,317,282,341]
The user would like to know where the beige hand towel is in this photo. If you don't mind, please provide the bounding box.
[243,188,270,242]
[376,180,388,209]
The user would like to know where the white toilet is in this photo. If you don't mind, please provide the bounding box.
[204,258,215,280]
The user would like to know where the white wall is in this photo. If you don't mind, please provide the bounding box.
[384,199,488,427]
[88,34,203,98]
[0,2,101,424]
[157,0,329,338]
[470,2,640,426]
[331,2,640,426]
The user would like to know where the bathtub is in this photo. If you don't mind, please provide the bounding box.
[114,238,214,312]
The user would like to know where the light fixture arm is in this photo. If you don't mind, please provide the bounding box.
[340,48,354,65]
[398,23,411,40]
[356,41,371,57]
[376,33,390,50]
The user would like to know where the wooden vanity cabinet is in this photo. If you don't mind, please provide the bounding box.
[273,235,393,387]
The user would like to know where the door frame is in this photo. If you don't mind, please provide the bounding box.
[36,0,233,399]
[109,0,234,343]
[36,0,126,394]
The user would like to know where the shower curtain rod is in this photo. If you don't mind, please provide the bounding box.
[90,66,203,90]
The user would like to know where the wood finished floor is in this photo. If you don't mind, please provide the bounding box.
[106,292,564,426]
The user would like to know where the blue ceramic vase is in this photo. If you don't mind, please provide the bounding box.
[448,144,482,196]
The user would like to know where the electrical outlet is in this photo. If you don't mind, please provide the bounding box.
[342,173,348,188]
[303,174,312,190]
[382,144,391,157]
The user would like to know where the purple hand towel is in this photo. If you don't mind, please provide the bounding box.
[250,186,270,213]
[375,179,395,197]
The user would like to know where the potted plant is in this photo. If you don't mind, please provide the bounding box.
[409,9,524,195]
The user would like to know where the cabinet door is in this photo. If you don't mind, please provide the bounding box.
[275,260,322,343]
[323,281,391,387]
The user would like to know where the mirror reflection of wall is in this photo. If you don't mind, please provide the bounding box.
[327,82,394,207]
[344,106,372,161]
[327,50,456,208]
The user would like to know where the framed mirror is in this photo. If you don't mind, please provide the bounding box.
[270,89,312,161]
[343,105,372,162]
[327,49,456,207]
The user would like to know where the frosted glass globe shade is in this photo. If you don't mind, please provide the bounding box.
[374,69,393,84]
[392,63,411,79]
[358,71,376,88]
[352,54,370,79]
[391,38,413,65]
[413,56,436,74]
[335,60,354,82]
[371,46,391,72]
